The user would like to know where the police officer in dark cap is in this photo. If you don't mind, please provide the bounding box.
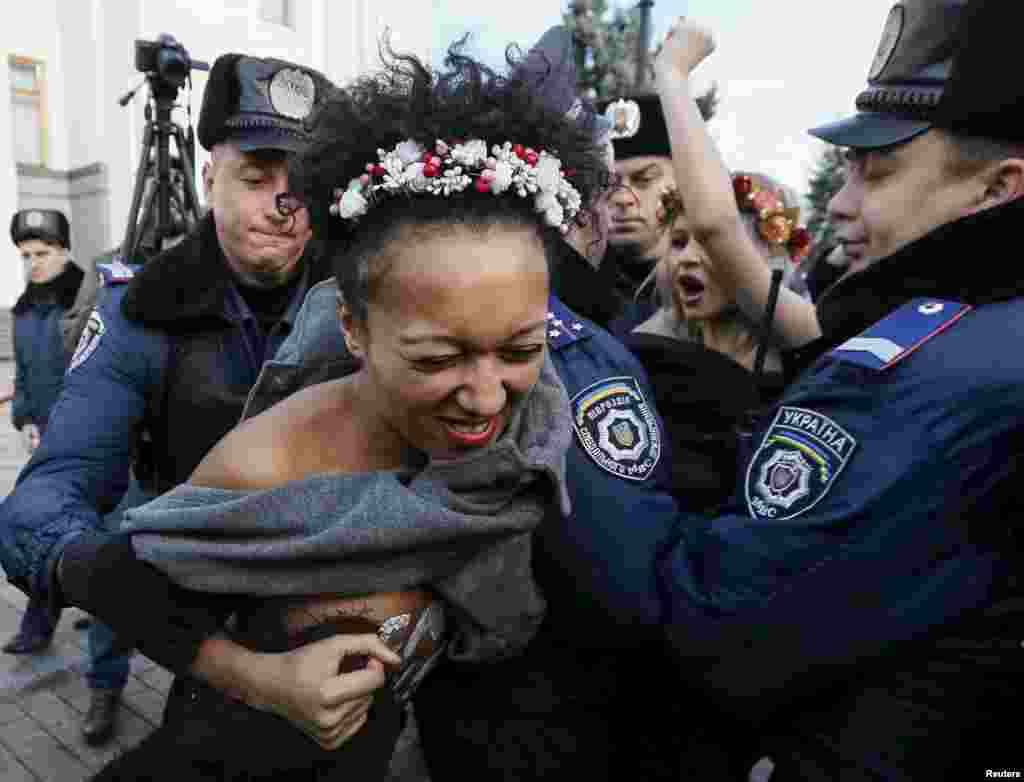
[0,52,335,746]
[3,209,81,657]
[637,2,1024,777]
[597,90,715,336]
[595,92,674,330]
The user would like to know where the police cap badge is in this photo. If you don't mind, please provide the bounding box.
[604,99,641,140]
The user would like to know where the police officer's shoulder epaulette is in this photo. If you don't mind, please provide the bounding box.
[546,296,592,351]
[96,259,140,287]
[830,298,973,371]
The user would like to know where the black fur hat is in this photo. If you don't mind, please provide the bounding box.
[810,0,1018,149]
[597,92,671,159]
[198,54,334,153]
[10,209,70,248]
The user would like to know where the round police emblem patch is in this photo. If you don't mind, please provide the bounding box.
[604,99,641,141]
[746,406,858,521]
[25,211,44,228]
[571,376,661,482]
[868,5,904,81]
[68,309,105,374]
[269,68,316,120]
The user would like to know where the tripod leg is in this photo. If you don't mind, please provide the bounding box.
[121,123,156,262]
[173,125,203,227]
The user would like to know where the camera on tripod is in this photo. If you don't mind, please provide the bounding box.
[117,34,208,263]
[134,34,196,89]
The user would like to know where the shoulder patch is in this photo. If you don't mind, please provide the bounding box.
[830,298,972,370]
[68,309,105,374]
[96,260,139,287]
[546,296,591,351]
[746,406,857,521]
[571,376,661,482]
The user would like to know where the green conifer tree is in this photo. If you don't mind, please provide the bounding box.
[805,144,847,245]
[564,0,717,119]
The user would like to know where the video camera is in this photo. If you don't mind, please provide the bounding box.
[134,34,207,89]
[118,33,207,262]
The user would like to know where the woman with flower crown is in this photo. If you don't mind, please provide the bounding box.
[84,45,605,782]
[645,19,823,356]
[611,20,826,511]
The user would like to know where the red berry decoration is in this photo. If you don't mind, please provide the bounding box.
[789,227,812,261]
[372,164,386,177]
[423,162,440,178]
[513,144,526,160]
[790,226,811,249]
[733,175,753,200]
[525,151,540,166]
[474,177,491,193]
[423,151,434,163]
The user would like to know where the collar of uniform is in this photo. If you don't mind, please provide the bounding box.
[222,258,311,331]
[546,296,592,351]
[121,213,327,331]
[815,195,1024,352]
[548,241,619,329]
[12,261,85,316]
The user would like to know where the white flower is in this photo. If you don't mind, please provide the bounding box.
[338,186,369,220]
[535,191,558,213]
[451,139,488,167]
[403,162,429,193]
[543,203,565,228]
[395,139,426,165]
[534,154,562,192]
[491,161,514,193]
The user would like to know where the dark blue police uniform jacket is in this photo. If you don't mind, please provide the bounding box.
[11,299,70,434]
[652,202,1024,778]
[0,218,322,599]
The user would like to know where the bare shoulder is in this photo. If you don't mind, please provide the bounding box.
[190,380,351,490]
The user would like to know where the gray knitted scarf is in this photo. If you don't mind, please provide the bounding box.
[122,354,571,662]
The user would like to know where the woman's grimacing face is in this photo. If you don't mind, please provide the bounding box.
[342,224,550,460]
[662,217,733,323]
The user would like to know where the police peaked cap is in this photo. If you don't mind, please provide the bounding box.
[597,92,671,159]
[10,209,70,249]
[810,0,1024,149]
[198,53,334,153]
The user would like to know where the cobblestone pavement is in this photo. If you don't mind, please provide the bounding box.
[0,361,430,781]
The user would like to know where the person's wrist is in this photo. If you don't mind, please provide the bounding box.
[193,635,267,708]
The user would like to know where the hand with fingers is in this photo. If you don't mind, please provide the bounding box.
[655,17,716,78]
[246,633,401,750]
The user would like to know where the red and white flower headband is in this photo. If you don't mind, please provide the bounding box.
[330,138,583,233]
[732,175,812,262]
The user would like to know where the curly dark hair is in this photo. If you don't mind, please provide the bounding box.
[288,42,607,322]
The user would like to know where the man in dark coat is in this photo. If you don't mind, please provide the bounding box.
[3,208,82,656]
[0,52,335,746]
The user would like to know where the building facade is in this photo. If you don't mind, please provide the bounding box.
[0,0,433,308]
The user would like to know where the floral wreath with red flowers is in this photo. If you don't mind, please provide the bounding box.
[732,174,812,262]
[330,138,582,234]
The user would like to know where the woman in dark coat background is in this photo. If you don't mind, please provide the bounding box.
[4,208,83,654]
